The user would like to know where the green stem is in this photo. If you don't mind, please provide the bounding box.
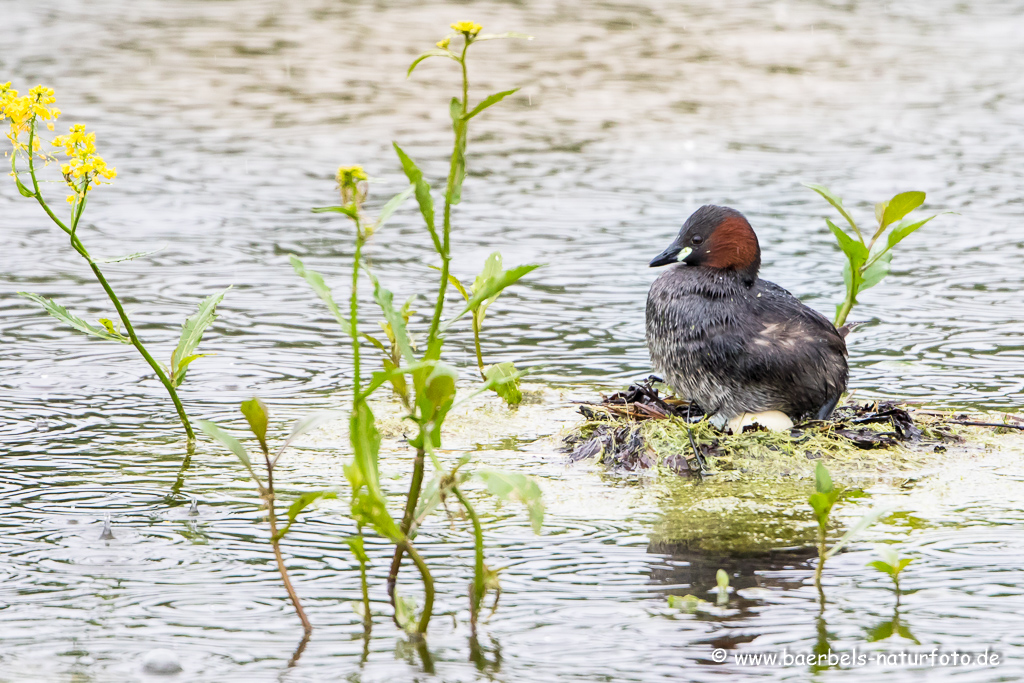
[388,444,426,607]
[834,282,857,328]
[426,42,470,350]
[402,539,435,635]
[453,486,485,632]
[815,524,827,607]
[358,546,371,633]
[24,120,194,444]
[264,456,313,635]
[351,218,364,399]
[473,315,486,380]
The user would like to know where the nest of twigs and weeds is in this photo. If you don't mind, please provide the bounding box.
[561,377,1021,479]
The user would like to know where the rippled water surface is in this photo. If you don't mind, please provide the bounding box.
[2,0,1024,680]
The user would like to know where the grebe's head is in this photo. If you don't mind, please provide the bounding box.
[649,205,761,284]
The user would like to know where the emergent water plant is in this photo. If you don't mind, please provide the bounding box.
[805,184,943,327]
[869,545,914,597]
[808,463,889,602]
[198,399,342,635]
[288,21,543,638]
[0,82,226,446]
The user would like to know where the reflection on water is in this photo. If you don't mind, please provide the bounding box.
[2,0,1024,680]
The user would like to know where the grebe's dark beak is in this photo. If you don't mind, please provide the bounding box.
[649,244,692,268]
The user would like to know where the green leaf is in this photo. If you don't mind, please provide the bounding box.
[715,568,730,605]
[375,185,414,232]
[474,32,534,42]
[240,397,269,454]
[312,204,358,218]
[860,251,892,291]
[98,318,120,336]
[350,400,383,499]
[96,246,166,263]
[392,143,441,254]
[824,506,892,559]
[485,361,522,405]
[368,272,415,365]
[804,183,860,235]
[345,535,369,565]
[15,174,36,198]
[427,264,469,300]
[471,252,505,319]
[469,263,540,310]
[473,469,544,533]
[197,420,255,477]
[394,593,418,632]
[286,490,337,524]
[826,219,868,265]
[449,98,468,205]
[445,262,541,331]
[407,48,456,77]
[808,492,831,525]
[868,560,896,577]
[876,544,899,568]
[667,594,705,612]
[886,215,937,252]
[279,410,344,453]
[362,332,388,353]
[874,201,888,226]
[881,191,926,229]
[466,88,519,120]
[171,287,230,388]
[425,362,458,411]
[363,360,432,399]
[18,292,131,343]
[381,358,408,399]
[290,254,352,335]
[814,462,833,494]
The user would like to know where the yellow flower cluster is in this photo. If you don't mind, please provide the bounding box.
[336,164,368,205]
[436,37,451,49]
[52,123,117,201]
[450,21,482,36]
[0,83,62,155]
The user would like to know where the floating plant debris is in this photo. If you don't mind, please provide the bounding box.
[563,377,975,477]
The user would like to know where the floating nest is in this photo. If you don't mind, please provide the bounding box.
[561,377,1020,479]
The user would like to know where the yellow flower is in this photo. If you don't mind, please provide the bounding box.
[450,21,482,36]
[336,164,368,206]
[336,165,368,184]
[436,37,451,49]
[1,83,61,159]
[52,122,116,193]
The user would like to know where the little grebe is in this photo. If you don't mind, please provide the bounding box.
[646,205,848,425]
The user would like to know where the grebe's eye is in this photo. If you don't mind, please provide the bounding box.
[691,235,704,245]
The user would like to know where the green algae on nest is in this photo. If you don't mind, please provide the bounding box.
[557,371,1018,482]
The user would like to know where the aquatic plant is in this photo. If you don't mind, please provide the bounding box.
[715,568,730,606]
[808,462,888,601]
[1,82,226,446]
[198,399,341,635]
[868,545,913,595]
[289,22,543,638]
[805,184,942,327]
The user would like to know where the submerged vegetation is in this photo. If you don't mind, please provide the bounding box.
[1,82,226,446]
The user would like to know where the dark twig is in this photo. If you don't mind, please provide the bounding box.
[948,421,1024,431]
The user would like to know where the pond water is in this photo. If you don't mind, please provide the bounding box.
[2,0,1024,680]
